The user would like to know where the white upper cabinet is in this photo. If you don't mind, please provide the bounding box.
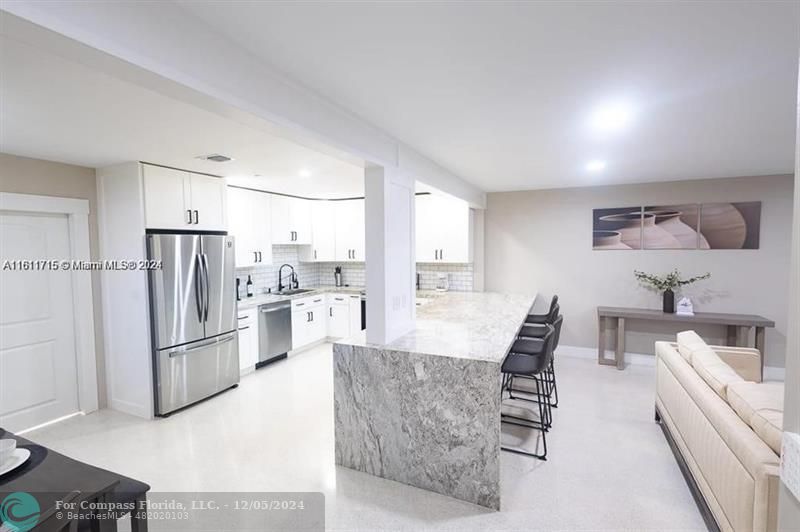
[227,187,272,267]
[142,165,191,229]
[142,164,227,231]
[271,195,312,245]
[299,201,336,262]
[189,173,227,231]
[414,194,437,263]
[416,193,473,263]
[334,199,365,262]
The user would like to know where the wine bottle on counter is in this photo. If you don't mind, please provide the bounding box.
[246,275,254,298]
[236,278,242,301]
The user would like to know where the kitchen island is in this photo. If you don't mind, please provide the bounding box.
[333,291,535,510]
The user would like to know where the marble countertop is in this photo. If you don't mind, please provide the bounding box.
[338,291,535,363]
[236,285,363,309]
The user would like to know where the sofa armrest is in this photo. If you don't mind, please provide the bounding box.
[711,346,762,382]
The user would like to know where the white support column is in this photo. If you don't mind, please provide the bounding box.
[364,165,416,344]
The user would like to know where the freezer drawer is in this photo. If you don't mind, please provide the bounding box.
[154,332,240,415]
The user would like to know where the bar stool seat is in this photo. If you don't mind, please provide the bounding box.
[511,338,545,354]
[519,324,548,338]
[502,351,545,374]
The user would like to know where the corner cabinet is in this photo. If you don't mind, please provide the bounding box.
[227,187,272,267]
[142,164,227,231]
[271,195,312,245]
[299,201,337,262]
[416,194,473,263]
[334,199,365,262]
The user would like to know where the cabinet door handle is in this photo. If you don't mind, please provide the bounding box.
[258,251,263,262]
[253,251,258,263]
[186,209,192,224]
[329,307,333,317]
[314,249,317,260]
[193,210,199,224]
[310,311,314,322]
[434,249,439,260]
[440,249,443,260]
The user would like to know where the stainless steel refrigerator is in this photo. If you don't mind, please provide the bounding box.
[146,233,239,416]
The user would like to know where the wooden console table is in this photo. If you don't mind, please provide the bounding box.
[597,306,775,372]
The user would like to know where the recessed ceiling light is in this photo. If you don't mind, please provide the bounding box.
[298,169,312,178]
[586,160,607,172]
[588,102,633,133]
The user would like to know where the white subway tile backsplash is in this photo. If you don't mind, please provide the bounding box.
[236,246,474,293]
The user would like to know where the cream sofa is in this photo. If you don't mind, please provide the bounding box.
[655,331,784,532]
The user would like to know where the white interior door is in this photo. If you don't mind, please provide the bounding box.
[0,212,80,432]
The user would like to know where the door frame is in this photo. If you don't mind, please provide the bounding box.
[0,192,100,421]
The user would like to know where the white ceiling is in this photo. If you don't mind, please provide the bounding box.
[176,1,799,191]
[0,35,367,198]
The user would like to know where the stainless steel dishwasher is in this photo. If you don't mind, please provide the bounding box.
[256,301,292,368]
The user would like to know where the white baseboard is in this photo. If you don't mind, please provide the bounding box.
[110,398,153,419]
[557,344,655,367]
[558,344,786,381]
[16,411,84,435]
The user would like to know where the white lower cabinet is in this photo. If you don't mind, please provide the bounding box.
[327,294,351,339]
[291,295,326,351]
[288,292,363,351]
[347,295,362,337]
[237,309,259,375]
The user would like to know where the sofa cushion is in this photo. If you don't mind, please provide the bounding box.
[750,410,784,454]
[726,381,784,454]
[691,346,745,399]
[676,330,708,362]
[726,381,784,424]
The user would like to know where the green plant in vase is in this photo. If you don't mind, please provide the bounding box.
[634,269,711,313]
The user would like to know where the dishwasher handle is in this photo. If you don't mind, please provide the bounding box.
[260,303,291,313]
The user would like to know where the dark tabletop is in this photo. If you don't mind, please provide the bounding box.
[0,432,121,530]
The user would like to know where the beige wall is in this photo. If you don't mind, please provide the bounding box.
[485,174,794,368]
[777,62,800,529]
[0,153,107,407]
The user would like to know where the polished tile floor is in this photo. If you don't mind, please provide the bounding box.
[29,343,705,531]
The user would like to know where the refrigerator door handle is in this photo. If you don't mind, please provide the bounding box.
[201,253,210,322]
[168,333,236,357]
[194,255,204,323]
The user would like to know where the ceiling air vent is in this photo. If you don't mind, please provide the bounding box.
[196,154,233,163]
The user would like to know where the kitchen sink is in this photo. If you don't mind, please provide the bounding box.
[277,288,315,296]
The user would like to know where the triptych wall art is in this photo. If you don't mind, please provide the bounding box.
[592,202,761,250]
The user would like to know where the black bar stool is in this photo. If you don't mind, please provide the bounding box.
[526,295,558,324]
[515,314,563,409]
[501,324,556,460]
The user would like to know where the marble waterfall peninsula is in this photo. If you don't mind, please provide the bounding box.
[333,291,535,510]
